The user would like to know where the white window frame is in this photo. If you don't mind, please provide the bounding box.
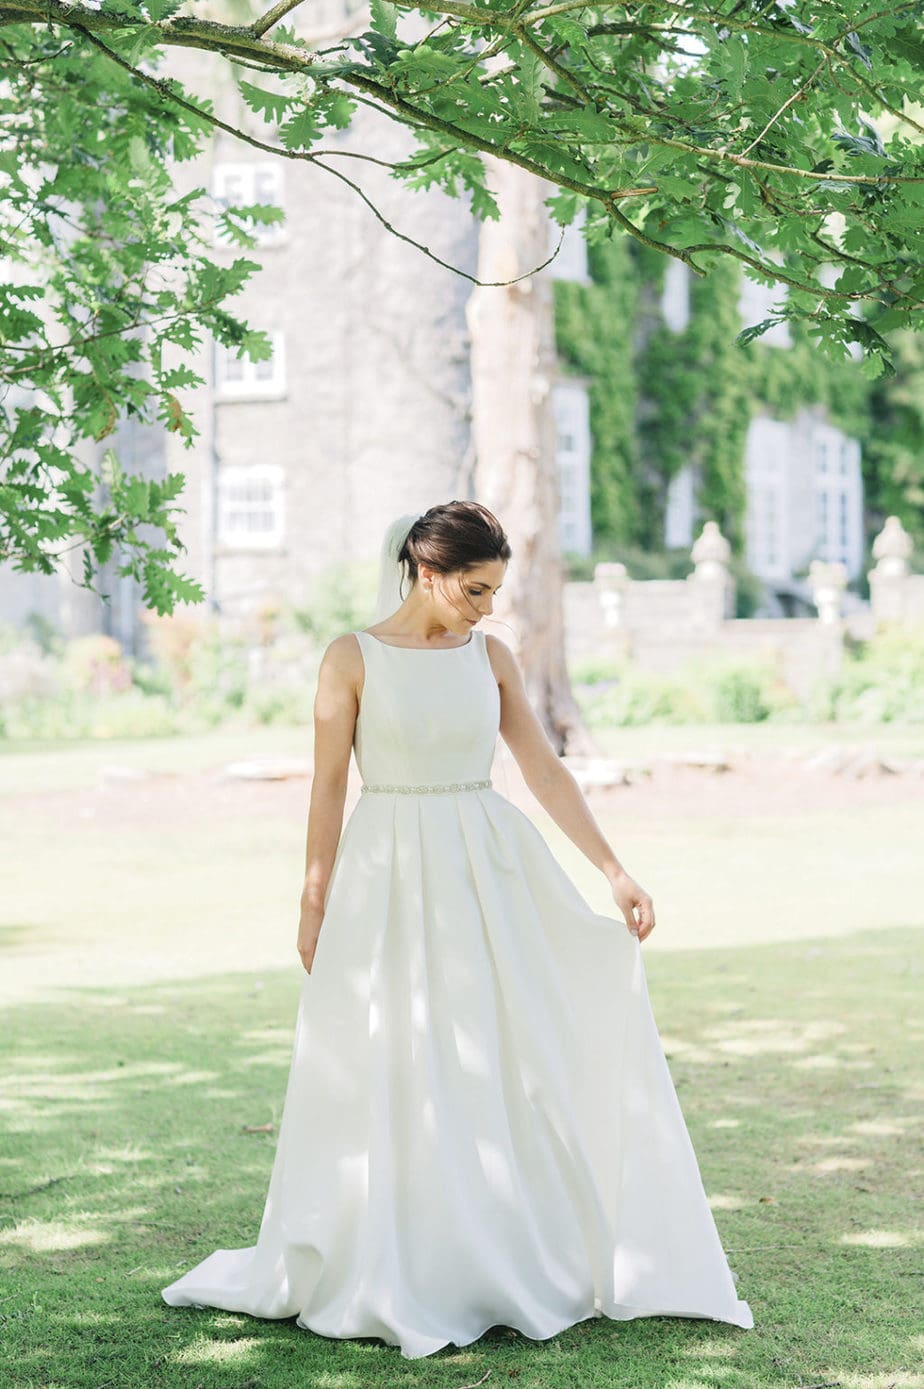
[216,463,285,550]
[211,160,286,248]
[661,258,690,333]
[813,426,857,566]
[837,489,849,551]
[552,379,592,553]
[214,328,286,400]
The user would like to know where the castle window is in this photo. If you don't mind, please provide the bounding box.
[217,464,285,549]
[212,160,286,248]
[552,379,592,554]
[838,490,849,551]
[661,259,690,333]
[214,330,286,399]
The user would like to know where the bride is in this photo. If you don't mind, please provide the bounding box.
[162,499,754,1358]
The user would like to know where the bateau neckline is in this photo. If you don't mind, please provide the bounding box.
[357,629,476,651]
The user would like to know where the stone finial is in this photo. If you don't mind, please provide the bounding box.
[690,521,731,579]
[594,562,628,587]
[871,515,913,577]
[594,561,628,628]
[808,559,847,623]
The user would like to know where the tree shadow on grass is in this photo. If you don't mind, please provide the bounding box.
[0,926,921,1389]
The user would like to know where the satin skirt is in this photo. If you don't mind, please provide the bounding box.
[161,788,754,1357]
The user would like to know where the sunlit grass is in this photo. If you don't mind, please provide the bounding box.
[1,729,922,1388]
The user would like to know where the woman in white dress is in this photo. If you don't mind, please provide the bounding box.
[161,499,754,1357]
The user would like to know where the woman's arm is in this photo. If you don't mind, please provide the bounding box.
[487,633,655,941]
[297,633,362,972]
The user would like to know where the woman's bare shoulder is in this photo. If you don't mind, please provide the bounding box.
[312,634,364,722]
[317,632,364,684]
[484,631,519,681]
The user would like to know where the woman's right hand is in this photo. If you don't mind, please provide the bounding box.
[608,869,656,942]
[297,903,325,974]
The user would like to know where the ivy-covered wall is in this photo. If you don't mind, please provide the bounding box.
[863,329,924,555]
[553,233,873,559]
[552,235,640,547]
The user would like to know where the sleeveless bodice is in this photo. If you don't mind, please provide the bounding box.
[352,629,500,788]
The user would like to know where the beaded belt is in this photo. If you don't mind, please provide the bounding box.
[360,778,492,795]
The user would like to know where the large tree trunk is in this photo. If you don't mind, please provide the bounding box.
[466,155,598,757]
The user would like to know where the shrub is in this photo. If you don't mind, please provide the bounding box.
[828,624,924,723]
[61,634,133,696]
[575,650,808,726]
[140,611,249,708]
[577,664,709,726]
[292,560,379,646]
[246,685,310,727]
[87,692,179,739]
[705,663,772,723]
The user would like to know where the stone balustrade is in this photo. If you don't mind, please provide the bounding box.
[563,515,922,700]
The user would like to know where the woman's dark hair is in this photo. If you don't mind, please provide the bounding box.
[397,502,511,600]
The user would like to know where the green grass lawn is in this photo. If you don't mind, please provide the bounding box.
[1,727,922,1389]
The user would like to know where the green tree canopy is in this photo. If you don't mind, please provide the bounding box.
[1,0,922,611]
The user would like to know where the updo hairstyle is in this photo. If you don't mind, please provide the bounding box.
[396,501,512,603]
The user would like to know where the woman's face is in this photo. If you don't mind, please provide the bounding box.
[421,559,507,632]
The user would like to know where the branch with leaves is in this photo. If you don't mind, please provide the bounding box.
[1,0,922,612]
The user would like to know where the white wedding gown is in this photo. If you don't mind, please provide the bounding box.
[161,628,754,1357]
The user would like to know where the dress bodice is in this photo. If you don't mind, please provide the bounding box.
[352,629,500,788]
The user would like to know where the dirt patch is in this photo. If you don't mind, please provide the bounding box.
[15,741,924,837]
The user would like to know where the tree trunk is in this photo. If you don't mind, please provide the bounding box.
[466,155,598,757]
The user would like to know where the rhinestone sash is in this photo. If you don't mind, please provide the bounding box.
[360,778,493,795]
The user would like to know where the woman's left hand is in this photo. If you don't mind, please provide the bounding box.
[609,870,656,942]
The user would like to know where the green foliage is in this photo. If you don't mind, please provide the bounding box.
[291,560,380,646]
[572,625,924,728]
[638,259,754,552]
[574,651,801,727]
[2,2,924,611]
[60,633,133,696]
[826,623,924,723]
[0,583,396,739]
[707,663,774,724]
[578,664,710,728]
[0,22,261,613]
[861,329,924,550]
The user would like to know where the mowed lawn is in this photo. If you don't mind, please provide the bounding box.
[1,724,922,1389]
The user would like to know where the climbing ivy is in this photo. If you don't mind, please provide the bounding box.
[552,235,639,547]
[636,256,753,553]
[554,234,873,558]
[862,329,924,552]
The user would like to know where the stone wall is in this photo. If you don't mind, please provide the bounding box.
[563,516,921,700]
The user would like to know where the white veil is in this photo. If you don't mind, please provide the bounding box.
[370,511,423,623]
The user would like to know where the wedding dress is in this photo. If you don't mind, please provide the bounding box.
[161,625,754,1357]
